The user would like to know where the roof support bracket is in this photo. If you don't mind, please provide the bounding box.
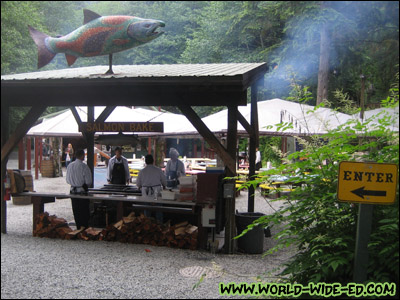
[178,105,236,174]
[1,105,47,165]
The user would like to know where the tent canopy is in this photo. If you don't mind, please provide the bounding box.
[27,106,196,137]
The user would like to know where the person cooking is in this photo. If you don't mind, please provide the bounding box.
[107,147,130,185]
[165,148,186,188]
[66,149,92,230]
[136,154,166,222]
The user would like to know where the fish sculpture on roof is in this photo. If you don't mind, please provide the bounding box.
[28,9,165,74]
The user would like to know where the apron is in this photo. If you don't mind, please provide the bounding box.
[141,185,162,199]
[167,161,179,188]
[111,159,126,184]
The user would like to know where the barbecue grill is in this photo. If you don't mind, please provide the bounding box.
[88,184,141,196]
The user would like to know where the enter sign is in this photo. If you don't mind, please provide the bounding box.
[338,161,398,204]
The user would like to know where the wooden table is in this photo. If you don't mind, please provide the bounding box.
[17,192,203,236]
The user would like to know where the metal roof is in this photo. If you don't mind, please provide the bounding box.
[1,63,266,81]
[1,63,268,107]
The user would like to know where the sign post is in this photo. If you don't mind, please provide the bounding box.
[337,161,398,283]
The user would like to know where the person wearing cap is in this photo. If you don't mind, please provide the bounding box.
[165,148,186,187]
[66,149,92,229]
[107,147,130,185]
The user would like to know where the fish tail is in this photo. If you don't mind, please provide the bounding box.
[28,25,56,69]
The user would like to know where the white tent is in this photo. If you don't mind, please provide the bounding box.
[201,99,352,136]
[27,106,196,137]
[352,105,399,132]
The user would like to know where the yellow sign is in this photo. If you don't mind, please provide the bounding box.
[338,161,398,204]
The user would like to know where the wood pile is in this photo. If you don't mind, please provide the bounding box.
[33,212,198,250]
[33,212,73,238]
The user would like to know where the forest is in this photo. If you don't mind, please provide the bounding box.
[2,1,399,112]
[2,2,399,286]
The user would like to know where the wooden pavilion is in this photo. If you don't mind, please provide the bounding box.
[1,63,268,253]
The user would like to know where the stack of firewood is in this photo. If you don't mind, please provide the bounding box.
[33,212,198,250]
[33,212,73,238]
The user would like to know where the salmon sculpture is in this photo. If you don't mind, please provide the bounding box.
[28,9,165,74]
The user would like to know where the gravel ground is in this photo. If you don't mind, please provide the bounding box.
[2,165,294,299]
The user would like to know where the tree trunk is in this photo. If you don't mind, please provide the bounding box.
[317,2,330,105]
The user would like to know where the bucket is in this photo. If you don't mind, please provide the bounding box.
[235,212,265,254]
[41,159,54,177]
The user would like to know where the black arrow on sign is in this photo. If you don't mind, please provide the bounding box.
[351,186,387,199]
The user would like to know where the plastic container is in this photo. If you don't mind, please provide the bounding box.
[161,190,176,200]
[235,212,265,254]
[179,176,194,185]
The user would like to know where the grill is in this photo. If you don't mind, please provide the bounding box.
[88,184,141,196]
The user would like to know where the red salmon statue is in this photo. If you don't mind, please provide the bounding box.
[28,9,165,74]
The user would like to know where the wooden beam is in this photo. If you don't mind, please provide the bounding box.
[178,105,236,174]
[226,106,238,177]
[26,137,32,170]
[1,103,9,234]
[87,106,95,186]
[237,111,255,138]
[70,107,87,140]
[35,137,39,180]
[96,106,116,123]
[225,105,238,254]
[70,106,82,125]
[248,78,262,212]
[1,105,47,165]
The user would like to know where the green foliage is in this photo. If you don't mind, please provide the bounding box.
[1,1,45,74]
[240,79,399,285]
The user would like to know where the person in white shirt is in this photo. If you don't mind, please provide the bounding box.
[66,149,92,229]
[107,147,130,184]
[137,154,166,222]
[255,147,262,171]
[165,148,185,187]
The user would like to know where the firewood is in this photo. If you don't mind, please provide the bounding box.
[113,220,124,230]
[33,211,199,250]
[185,225,198,235]
[174,221,188,228]
[85,227,102,240]
[65,227,85,240]
[175,226,187,236]
[55,227,73,238]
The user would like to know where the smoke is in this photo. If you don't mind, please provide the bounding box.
[263,1,399,102]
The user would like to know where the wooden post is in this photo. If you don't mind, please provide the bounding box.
[1,103,9,234]
[87,106,95,187]
[353,204,373,282]
[26,137,31,170]
[201,139,205,158]
[248,79,262,212]
[35,137,39,179]
[225,105,238,254]
[18,138,25,170]
[148,137,152,155]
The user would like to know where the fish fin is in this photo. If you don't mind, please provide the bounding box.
[28,25,56,69]
[65,54,78,66]
[83,9,102,24]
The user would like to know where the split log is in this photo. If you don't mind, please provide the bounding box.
[33,211,198,249]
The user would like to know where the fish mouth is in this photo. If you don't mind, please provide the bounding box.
[148,22,165,37]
